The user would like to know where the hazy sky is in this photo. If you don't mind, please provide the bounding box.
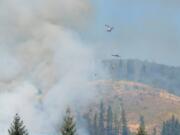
[80,0,180,66]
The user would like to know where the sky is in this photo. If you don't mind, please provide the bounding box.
[79,0,180,66]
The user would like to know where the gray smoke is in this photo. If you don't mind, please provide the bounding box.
[0,1,99,135]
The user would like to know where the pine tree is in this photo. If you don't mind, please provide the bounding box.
[93,113,98,135]
[161,122,167,135]
[85,113,93,135]
[8,114,28,135]
[107,105,113,135]
[114,98,122,135]
[136,116,147,135]
[136,126,147,135]
[140,116,145,130]
[121,104,129,135]
[161,115,180,135]
[99,101,105,135]
[114,113,120,135]
[152,128,156,135]
[61,108,77,135]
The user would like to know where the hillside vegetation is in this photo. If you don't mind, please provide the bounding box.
[102,59,180,95]
[90,80,180,134]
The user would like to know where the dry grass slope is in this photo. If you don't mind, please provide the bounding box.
[91,80,180,134]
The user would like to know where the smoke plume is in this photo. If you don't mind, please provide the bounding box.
[0,0,98,135]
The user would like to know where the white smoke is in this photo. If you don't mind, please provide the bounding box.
[0,46,22,81]
[0,0,98,135]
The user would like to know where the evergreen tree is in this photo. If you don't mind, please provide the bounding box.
[136,125,147,135]
[114,98,122,135]
[107,105,113,135]
[161,115,180,135]
[99,101,105,135]
[114,113,120,135]
[161,122,167,135]
[136,116,147,135]
[121,107,128,135]
[61,108,77,135]
[85,113,93,135]
[174,118,180,135]
[93,113,98,135]
[152,128,156,135]
[140,116,145,130]
[8,114,28,135]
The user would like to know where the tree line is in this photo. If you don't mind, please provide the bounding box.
[84,100,180,135]
[7,105,180,135]
[84,100,130,135]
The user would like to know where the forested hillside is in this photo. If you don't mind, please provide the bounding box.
[102,59,180,95]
